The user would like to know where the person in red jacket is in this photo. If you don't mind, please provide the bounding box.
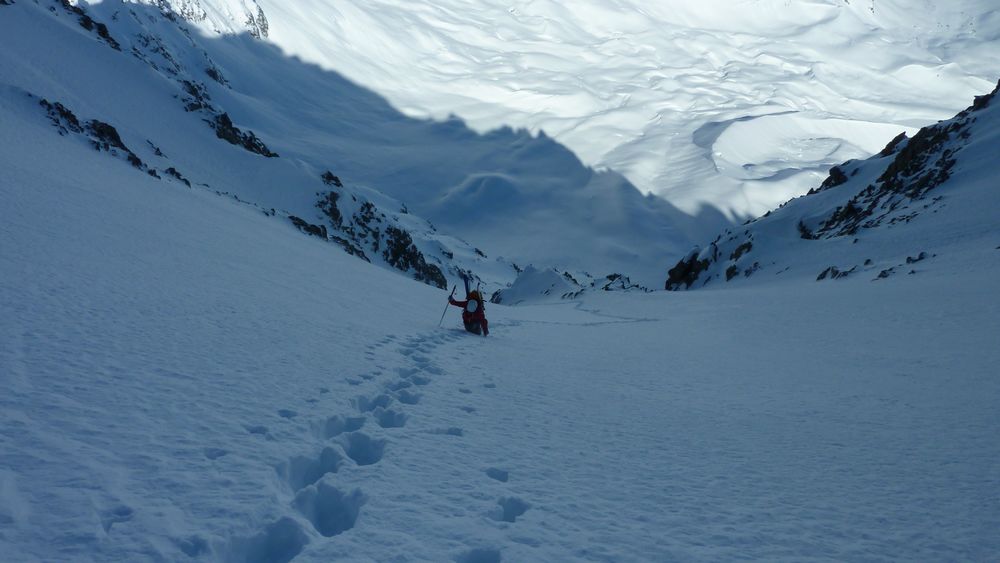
[450,290,489,336]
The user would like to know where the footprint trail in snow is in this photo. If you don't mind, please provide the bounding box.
[229,327,523,561]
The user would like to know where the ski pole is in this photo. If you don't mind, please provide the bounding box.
[437,285,456,327]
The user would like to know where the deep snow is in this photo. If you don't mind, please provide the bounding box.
[3,1,1000,561]
[2,73,999,561]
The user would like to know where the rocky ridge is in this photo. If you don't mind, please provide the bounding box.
[665,80,1000,290]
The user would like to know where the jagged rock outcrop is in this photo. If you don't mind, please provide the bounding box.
[313,188,447,289]
[665,79,1000,290]
[492,267,647,304]
[37,96,198,185]
[130,0,269,38]
[664,246,713,290]
[59,0,121,51]
[209,113,277,157]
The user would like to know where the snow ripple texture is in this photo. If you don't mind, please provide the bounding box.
[258,0,1000,217]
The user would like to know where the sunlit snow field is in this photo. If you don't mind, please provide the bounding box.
[258,0,1000,217]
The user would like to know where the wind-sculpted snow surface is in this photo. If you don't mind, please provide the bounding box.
[257,0,1000,218]
[665,81,1000,290]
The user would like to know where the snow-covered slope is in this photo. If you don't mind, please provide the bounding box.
[4,2,1000,561]
[0,0,699,290]
[250,0,1000,218]
[3,66,1000,560]
[664,81,1000,290]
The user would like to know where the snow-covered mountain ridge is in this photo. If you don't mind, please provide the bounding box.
[7,0,998,295]
[665,80,1000,290]
[1,0,700,292]
[246,0,1000,219]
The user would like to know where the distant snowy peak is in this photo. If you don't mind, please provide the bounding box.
[125,0,269,37]
[665,79,1000,290]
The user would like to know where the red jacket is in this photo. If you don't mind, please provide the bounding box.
[449,297,489,336]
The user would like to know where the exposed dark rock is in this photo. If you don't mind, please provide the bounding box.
[147,140,166,157]
[355,202,380,253]
[60,0,121,50]
[819,165,848,190]
[174,77,276,159]
[89,20,119,50]
[330,235,369,260]
[41,98,147,170]
[314,190,448,287]
[725,264,739,281]
[316,191,343,226]
[383,227,447,288]
[244,5,269,39]
[971,80,1000,112]
[806,87,984,241]
[132,31,183,76]
[181,80,211,112]
[210,113,278,157]
[597,273,642,292]
[40,99,83,135]
[906,251,929,264]
[879,132,908,157]
[817,266,856,281]
[665,247,710,290]
[86,119,145,169]
[129,153,146,169]
[204,66,227,85]
[797,220,817,240]
[321,171,343,187]
[820,199,864,235]
[88,120,129,152]
[730,241,753,261]
[163,167,191,187]
[876,125,956,198]
[289,216,328,239]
